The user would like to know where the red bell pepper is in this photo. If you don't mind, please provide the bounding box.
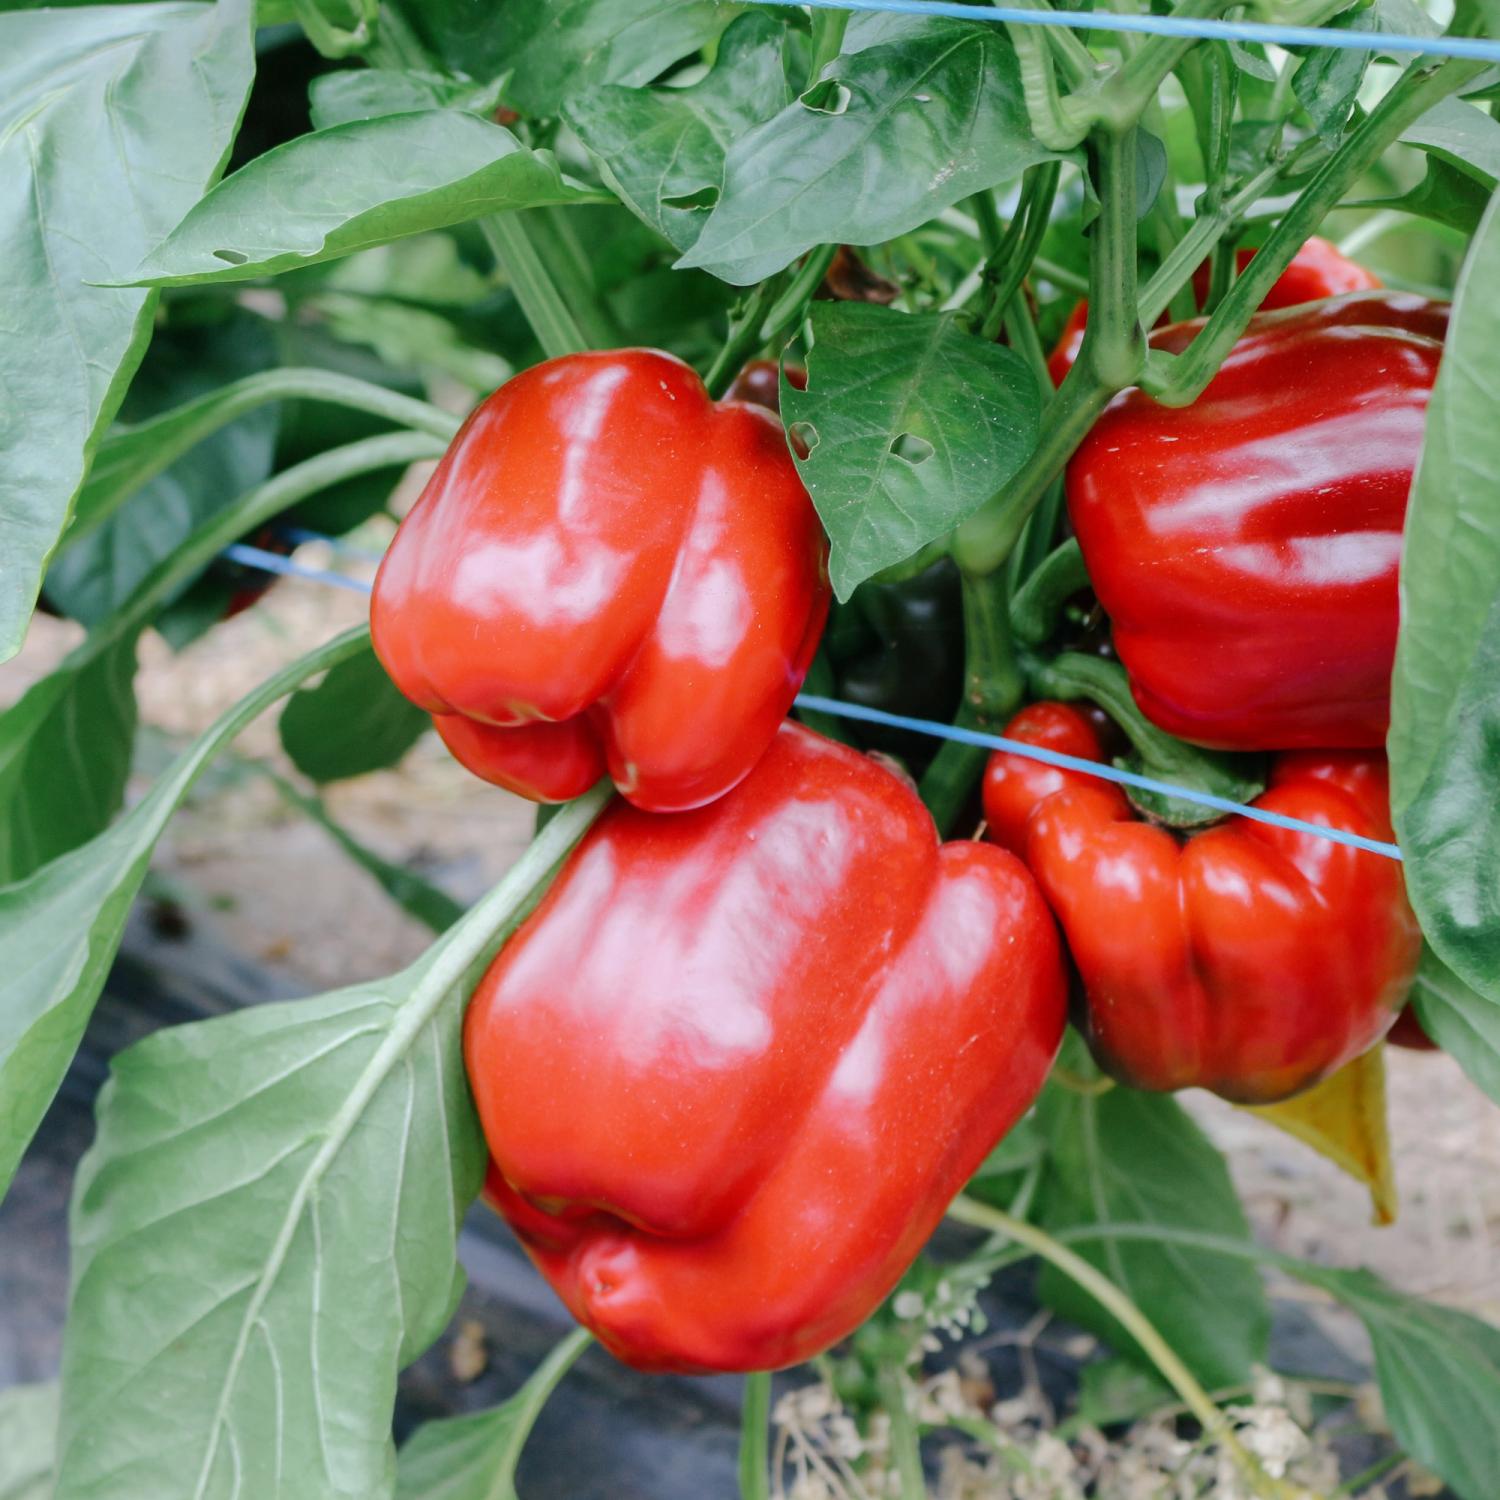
[983,702,1420,1104]
[467,722,1067,1372]
[1067,290,1447,751]
[371,349,829,813]
[1045,235,1379,385]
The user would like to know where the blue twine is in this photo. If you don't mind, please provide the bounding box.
[753,0,1500,64]
[230,539,1403,861]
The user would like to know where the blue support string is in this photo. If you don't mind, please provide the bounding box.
[231,536,1403,861]
[751,0,1500,64]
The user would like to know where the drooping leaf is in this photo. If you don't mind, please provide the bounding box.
[0,0,256,658]
[0,1382,57,1500]
[493,0,745,118]
[0,628,368,1207]
[1389,190,1500,1002]
[0,627,140,887]
[1290,1263,1500,1500]
[1293,0,1435,144]
[53,787,609,1500]
[1037,1048,1270,1390]
[308,67,502,130]
[279,643,430,784]
[393,1331,592,1500]
[1354,156,1494,236]
[679,17,1058,284]
[782,303,1042,599]
[1239,1046,1397,1225]
[46,309,281,627]
[1405,95,1500,186]
[564,12,792,251]
[1410,945,1500,1107]
[125,113,606,287]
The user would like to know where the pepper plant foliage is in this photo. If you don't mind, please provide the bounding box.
[2,0,1500,1496]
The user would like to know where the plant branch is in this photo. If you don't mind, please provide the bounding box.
[739,1372,772,1500]
[482,214,596,359]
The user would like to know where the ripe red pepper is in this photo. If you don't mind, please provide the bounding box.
[371,350,830,813]
[1068,291,1447,750]
[983,702,1420,1104]
[1045,235,1379,385]
[467,723,1067,1372]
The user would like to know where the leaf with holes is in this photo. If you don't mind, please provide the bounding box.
[491,0,745,118]
[52,790,607,1500]
[0,0,255,660]
[1390,191,1500,1002]
[782,303,1041,599]
[679,16,1058,284]
[123,113,606,288]
[564,11,792,251]
[1037,1041,1270,1390]
[0,631,367,1209]
[280,642,430,784]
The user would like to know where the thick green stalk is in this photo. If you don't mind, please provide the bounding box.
[1011,538,1088,645]
[877,1365,926,1500]
[482,214,593,360]
[1142,54,1485,404]
[739,1372,772,1500]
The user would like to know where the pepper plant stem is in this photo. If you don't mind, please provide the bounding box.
[739,1372,772,1500]
[482,213,594,360]
[877,1365,927,1500]
[946,1197,1310,1500]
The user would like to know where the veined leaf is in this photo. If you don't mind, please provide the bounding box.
[1410,945,1500,1106]
[125,113,607,287]
[0,1382,57,1500]
[0,0,256,658]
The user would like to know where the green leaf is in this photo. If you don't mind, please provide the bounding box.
[1290,1263,1500,1500]
[46,310,281,628]
[54,787,609,1500]
[279,643,430,783]
[0,627,367,1207]
[1405,95,1500,185]
[782,303,1042,599]
[1037,1051,1270,1390]
[307,67,502,130]
[1389,191,1500,1002]
[1410,945,1500,1106]
[394,1330,591,1500]
[0,0,256,659]
[1294,0,1436,145]
[678,17,1057,284]
[493,0,744,118]
[261,767,464,935]
[0,1383,57,1500]
[0,628,139,887]
[124,113,606,288]
[1355,155,1494,235]
[564,11,792,251]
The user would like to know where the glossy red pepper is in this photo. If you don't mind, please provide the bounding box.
[1067,291,1447,750]
[1045,236,1379,385]
[371,350,830,813]
[467,722,1067,1372]
[983,702,1420,1104]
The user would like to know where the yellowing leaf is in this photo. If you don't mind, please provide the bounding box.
[1241,1046,1397,1226]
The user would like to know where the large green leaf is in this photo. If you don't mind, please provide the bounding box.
[1291,1263,1500,1500]
[0,1383,57,1500]
[279,643,430,784]
[54,788,609,1500]
[494,0,744,118]
[307,67,502,131]
[1405,96,1500,187]
[46,309,280,628]
[782,303,1042,599]
[1037,1050,1270,1391]
[1293,0,1435,144]
[394,1331,591,1500]
[678,17,1057,285]
[0,628,367,1208]
[0,628,139,887]
[1410,945,1500,1106]
[0,0,256,659]
[125,112,605,287]
[1389,191,1500,1001]
[564,11,792,252]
